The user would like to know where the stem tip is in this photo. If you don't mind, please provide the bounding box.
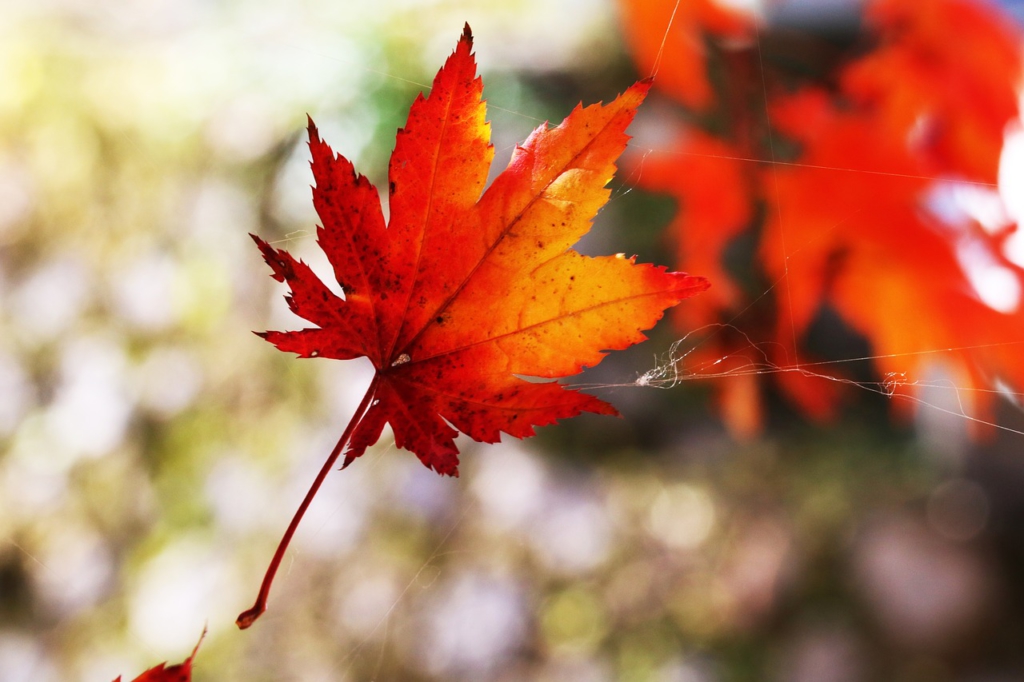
[236,604,264,630]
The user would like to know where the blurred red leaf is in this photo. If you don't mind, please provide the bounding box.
[620,0,1024,430]
[617,0,755,110]
[844,0,1021,182]
[767,86,1024,424]
[640,132,753,321]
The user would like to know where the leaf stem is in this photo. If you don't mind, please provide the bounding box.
[236,377,379,629]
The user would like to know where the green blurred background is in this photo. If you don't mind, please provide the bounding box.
[3,0,1024,680]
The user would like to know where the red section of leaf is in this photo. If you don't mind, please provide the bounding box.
[114,630,204,682]
[256,25,708,475]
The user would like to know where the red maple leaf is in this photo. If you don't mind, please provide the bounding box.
[236,24,708,629]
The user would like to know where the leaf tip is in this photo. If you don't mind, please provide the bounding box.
[625,78,653,106]
[250,233,290,282]
[667,271,711,300]
[306,114,320,143]
[462,21,473,44]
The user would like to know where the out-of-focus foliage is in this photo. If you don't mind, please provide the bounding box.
[619,0,1024,436]
[3,0,1024,681]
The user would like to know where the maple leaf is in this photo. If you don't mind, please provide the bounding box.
[236,24,708,628]
[113,630,204,682]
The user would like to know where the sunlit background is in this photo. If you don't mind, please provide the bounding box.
[3,0,1024,680]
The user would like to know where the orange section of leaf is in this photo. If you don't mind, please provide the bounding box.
[255,25,708,476]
